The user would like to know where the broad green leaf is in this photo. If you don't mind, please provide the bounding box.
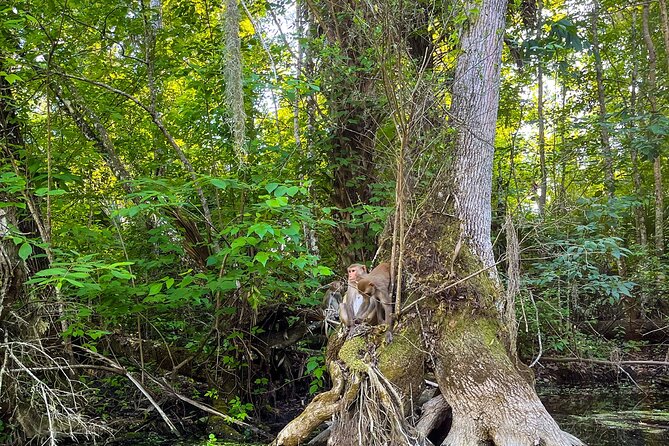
[149,283,163,295]
[18,243,32,261]
[254,251,270,266]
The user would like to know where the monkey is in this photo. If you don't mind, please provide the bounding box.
[355,289,379,324]
[339,263,368,327]
[355,263,392,327]
[322,280,345,333]
[322,280,344,320]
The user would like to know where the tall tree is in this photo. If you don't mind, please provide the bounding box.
[629,10,647,247]
[536,0,547,214]
[591,0,614,197]
[272,1,583,444]
[642,0,664,254]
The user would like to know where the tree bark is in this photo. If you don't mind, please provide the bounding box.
[629,10,647,247]
[659,0,669,69]
[432,1,581,444]
[303,1,381,265]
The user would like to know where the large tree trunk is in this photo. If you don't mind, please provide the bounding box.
[271,1,582,445]
[306,1,382,265]
[432,1,580,444]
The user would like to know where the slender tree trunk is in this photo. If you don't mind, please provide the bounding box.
[224,0,246,162]
[659,0,669,68]
[536,0,547,215]
[143,0,165,175]
[629,11,647,247]
[642,1,663,254]
[49,79,134,192]
[591,0,614,197]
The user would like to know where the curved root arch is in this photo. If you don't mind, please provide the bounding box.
[272,325,428,446]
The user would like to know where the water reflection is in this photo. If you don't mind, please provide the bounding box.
[539,384,669,446]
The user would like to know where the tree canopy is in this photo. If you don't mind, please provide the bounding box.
[1,0,668,445]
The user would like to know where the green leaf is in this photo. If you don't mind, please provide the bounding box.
[64,278,87,288]
[18,243,32,261]
[248,223,274,238]
[111,269,134,280]
[149,283,163,295]
[166,277,175,289]
[274,185,288,197]
[211,178,230,189]
[292,257,308,269]
[316,266,333,276]
[265,182,279,193]
[254,251,270,266]
[86,329,110,340]
[266,196,289,208]
[34,267,69,277]
[34,188,67,197]
[1,72,22,84]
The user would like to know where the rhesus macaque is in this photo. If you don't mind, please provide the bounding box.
[322,281,344,318]
[355,263,392,327]
[339,263,368,327]
[354,289,378,324]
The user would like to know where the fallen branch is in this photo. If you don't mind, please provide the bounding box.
[73,346,180,436]
[415,394,450,437]
[540,357,669,367]
[144,374,272,440]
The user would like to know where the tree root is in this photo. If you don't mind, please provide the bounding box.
[271,362,348,446]
[415,394,450,437]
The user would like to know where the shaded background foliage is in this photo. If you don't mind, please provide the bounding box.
[1,0,669,443]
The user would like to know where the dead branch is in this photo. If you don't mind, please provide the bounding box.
[540,356,669,367]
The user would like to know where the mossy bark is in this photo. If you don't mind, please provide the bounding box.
[433,311,581,446]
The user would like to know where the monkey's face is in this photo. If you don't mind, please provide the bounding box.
[348,265,366,281]
[361,283,376,296]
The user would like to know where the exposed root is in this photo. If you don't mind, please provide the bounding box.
[271,362,347,446]
[328,363,430,446]
[415,394,450,437]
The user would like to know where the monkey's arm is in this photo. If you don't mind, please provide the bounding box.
[339,302,354,327]
[355,296,378,324]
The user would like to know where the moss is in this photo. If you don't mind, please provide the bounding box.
[378,326,422,380]
[377,322,425,403]
[338,336,368,373]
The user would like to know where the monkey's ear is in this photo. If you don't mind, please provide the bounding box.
[362,265,368,273]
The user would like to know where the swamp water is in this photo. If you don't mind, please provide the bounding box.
[539,384,669,446]
[107,385,669,446]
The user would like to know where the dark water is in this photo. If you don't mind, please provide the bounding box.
[539,384,669,446]
[103,385,669,446]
